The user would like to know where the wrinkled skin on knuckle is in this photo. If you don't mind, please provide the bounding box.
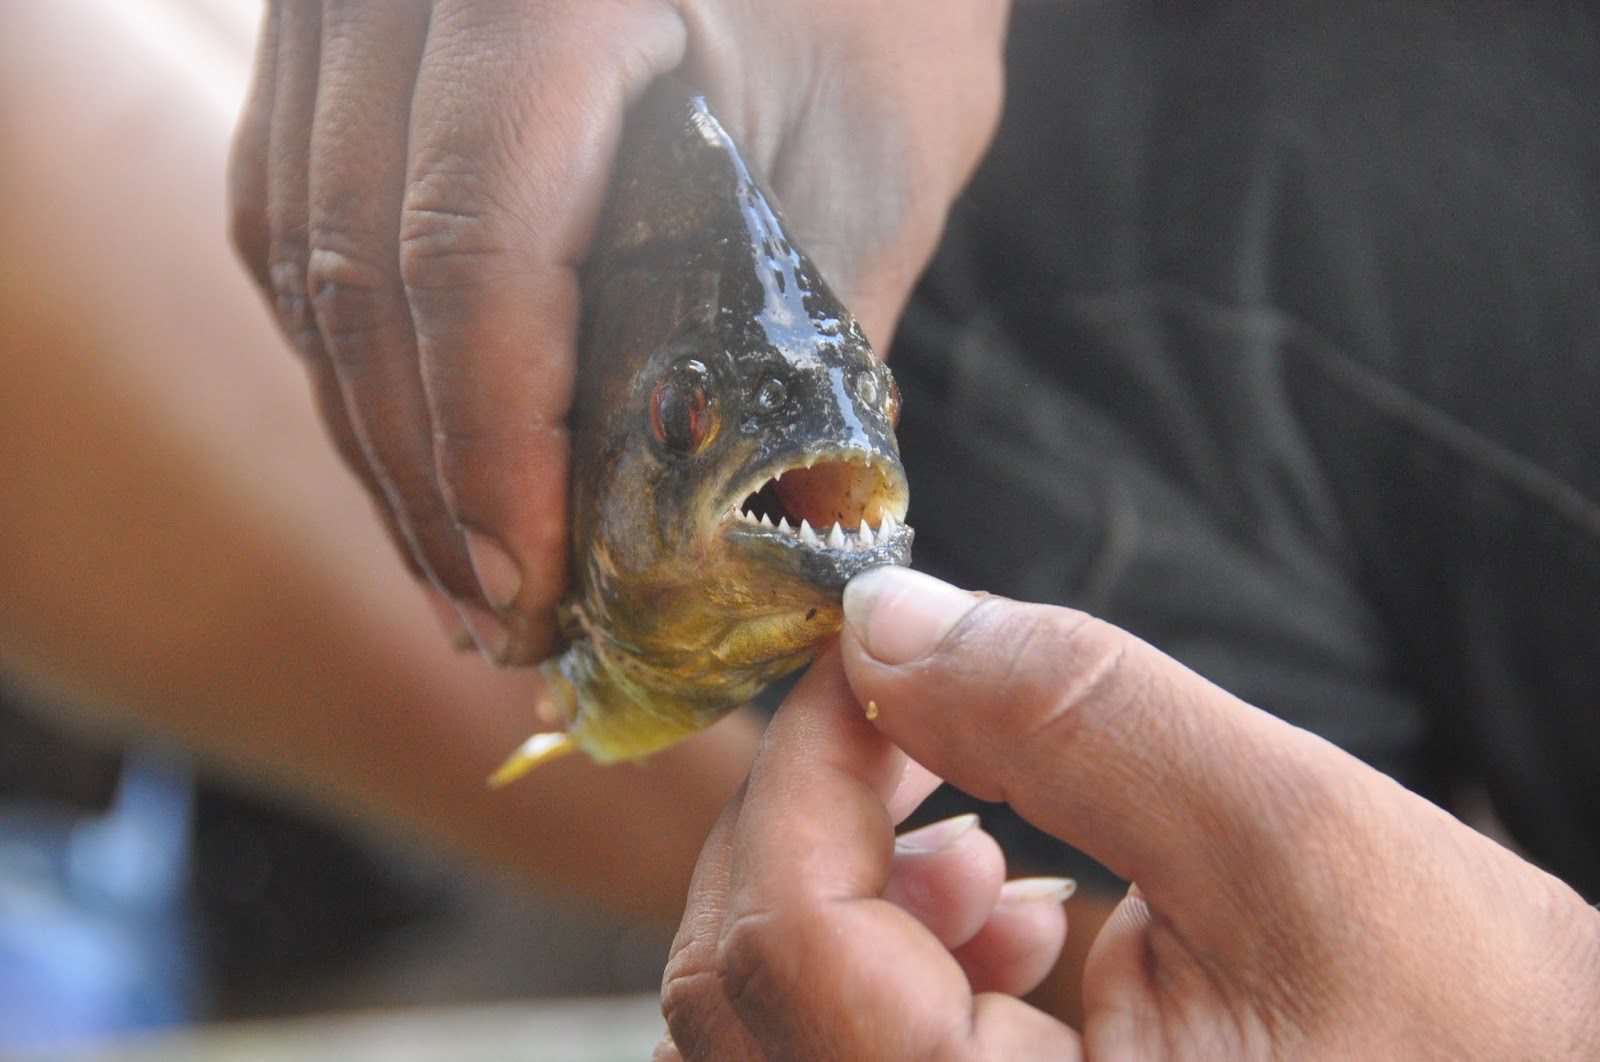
[714,906,782,1016]
[266,260,323,356]
[305,245,396,352]
[659,947,726,1060]
[715,902,836,1044]
[398,164,528,295]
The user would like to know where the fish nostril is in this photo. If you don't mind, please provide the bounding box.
[853,372,879,408]
[756,379,787,412]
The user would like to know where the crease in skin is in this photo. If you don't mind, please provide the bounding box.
[492,77,913,778]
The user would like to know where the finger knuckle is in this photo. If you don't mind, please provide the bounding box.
[659,915,740,1062]
[714,906,792,1022]
[266,257,322,354]
[398,166,520,295]
[305,245,394,353]
[658,962,720,1059]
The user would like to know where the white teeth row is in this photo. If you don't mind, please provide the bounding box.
[798,452,876,470]
[729,509,901,549]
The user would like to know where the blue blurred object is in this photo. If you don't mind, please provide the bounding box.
[0,742,199,1049]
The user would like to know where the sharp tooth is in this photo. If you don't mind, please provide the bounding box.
[827,522,845,549]
[799,519,818,544]
[879,511,896,535]
[858,523,874,546]
[760,513,773,529]
[778,517,792,534]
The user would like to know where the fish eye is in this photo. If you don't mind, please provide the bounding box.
[755,378,787,412]
[651,359,719,456]
[853,371,879,408]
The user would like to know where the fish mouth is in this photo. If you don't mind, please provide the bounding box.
[719,448,912,584]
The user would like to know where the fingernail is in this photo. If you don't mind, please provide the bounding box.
[843,567,980,665]
[894,813,979,854]
[422,585,473,651]
[465,529,522,610]
[997,877,1077,905]
[461,601,512,664]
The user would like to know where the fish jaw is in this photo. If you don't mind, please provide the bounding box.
[716,444,912,588]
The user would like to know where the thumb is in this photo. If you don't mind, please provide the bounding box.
[839,567,1354,925]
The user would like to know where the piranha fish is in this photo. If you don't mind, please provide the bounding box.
[490,80,911,784]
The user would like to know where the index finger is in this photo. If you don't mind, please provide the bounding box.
[839,568,1377,942]
[716,652,1077,1058]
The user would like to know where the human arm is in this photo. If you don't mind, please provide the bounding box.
[0,0,755,924]
[659,567,1600,1056]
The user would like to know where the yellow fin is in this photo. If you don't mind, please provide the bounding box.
[487,731,579,788]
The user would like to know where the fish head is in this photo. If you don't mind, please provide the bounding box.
[571,80,913,663]
[593,283,910,639]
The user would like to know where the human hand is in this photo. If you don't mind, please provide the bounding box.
[228,1,1007,664]
[660,568,1600,1058]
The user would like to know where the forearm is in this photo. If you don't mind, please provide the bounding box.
[0,0,755,924]
[0,334,754,920]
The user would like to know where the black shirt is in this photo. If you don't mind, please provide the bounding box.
[893,0,1600,897]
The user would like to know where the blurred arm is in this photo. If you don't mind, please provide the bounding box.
[0,0,757,924]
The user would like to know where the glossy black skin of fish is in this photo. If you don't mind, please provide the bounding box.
[534,79,912,765]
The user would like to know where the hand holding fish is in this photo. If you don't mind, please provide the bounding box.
[228,0,1008,667]
[659,568,1600,1058]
